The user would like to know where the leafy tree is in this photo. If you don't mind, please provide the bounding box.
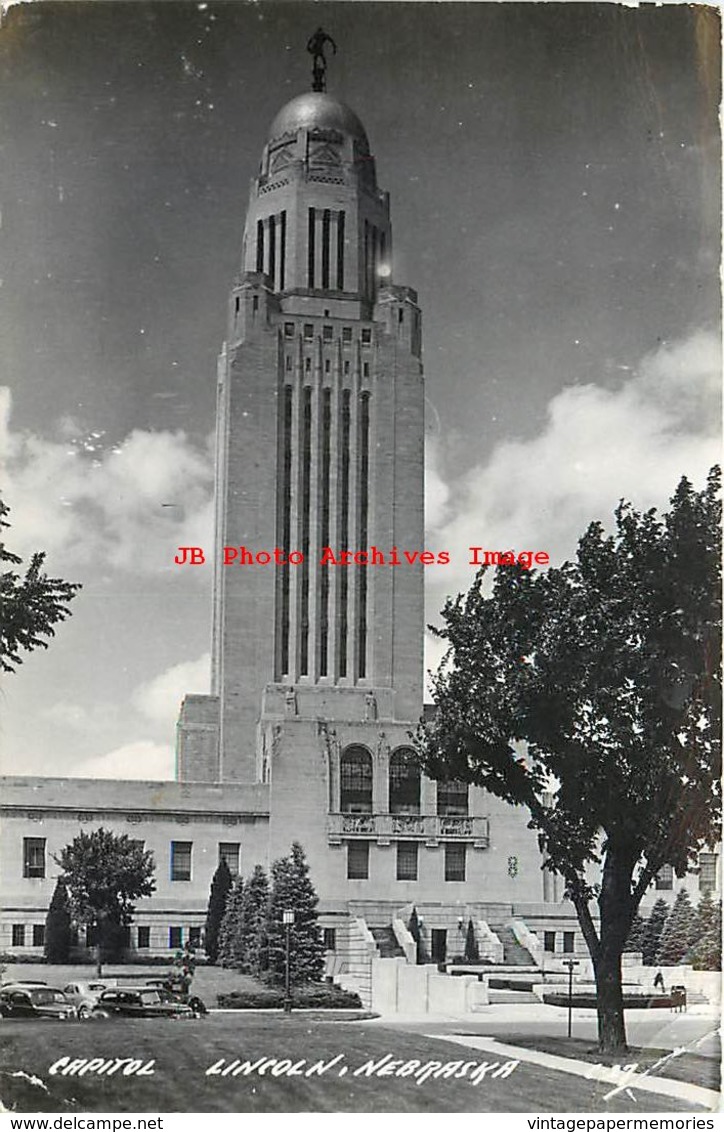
[218,876,244,968]
[0,498,81,673]
[55,828,156,975]
[204,858,232,964]
[623,912,646,953]
[238,865,270,976]
[656,889,696,965]
[265,843,324,986]
[464,918,480,963]
[641,899,669,966]
[417,470,721,1052]
[44,879,72,964]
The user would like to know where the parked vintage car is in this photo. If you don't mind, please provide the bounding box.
[0,985,76,1020]
[62,980,112,1017]
[94,987,195,1019]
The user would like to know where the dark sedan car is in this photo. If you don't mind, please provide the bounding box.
[0,985,76,1020]
[95,987,194,1019]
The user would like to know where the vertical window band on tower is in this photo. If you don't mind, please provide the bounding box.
[321,208,331,291]
[268,215,276,290]
[299,388,312,676]
[307,207,316,289]
[280,210,287,291]
[337,211,345,290]
[319,389,332,676]
[256,219,265,273]
[357,392,370,679]
[338,389,351,678]
[278,385,293,678]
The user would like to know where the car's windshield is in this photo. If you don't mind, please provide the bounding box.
[139,991,161,1005]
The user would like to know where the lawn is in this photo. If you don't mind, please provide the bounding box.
[0,1014,709,1113]
[497,1035,721,1091]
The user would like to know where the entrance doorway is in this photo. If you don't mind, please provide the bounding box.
[431,928,447,964]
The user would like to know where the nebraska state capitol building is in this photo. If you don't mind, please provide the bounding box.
[2,77,714,985]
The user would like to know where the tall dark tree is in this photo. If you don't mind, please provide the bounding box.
[55,828,156,975]
[641,899,669,966]
[0,498,80,673]
[265,843,324,986]
[44,879,72,964]
[238,865,270,976]
[217,876,244,968]
[464,918,480,962]
[656,889,696,965]
[204,858,232,964]
[417,470,721,1052]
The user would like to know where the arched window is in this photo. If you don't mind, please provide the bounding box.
[437,779,469,817]
[340,746,373,813]
[389,748,420,815]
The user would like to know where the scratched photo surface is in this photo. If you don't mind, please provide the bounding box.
[0,0,720,1115]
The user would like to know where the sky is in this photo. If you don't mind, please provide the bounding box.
[0,1,720,780]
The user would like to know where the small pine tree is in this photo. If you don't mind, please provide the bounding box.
[687,892,722,971]
[464,918,480,963]
[264,843,324,986]
[217,876,244,968]
[408,906,427,964]
[641,898,669,965]
[204,858,232,964]
[623,913,646,953]
[44,879,72,963]
[656,889,696,965]
[238,865,270,976]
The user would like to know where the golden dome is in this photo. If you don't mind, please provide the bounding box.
[267,92,369,149]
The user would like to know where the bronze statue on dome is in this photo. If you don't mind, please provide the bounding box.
[307,27,337,92]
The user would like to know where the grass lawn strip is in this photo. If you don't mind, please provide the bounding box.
[0,1015,703,1113]
[497,1035,720,1092]
[434,1034,718,1111]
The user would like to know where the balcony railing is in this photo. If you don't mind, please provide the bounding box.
[327,812,489,847]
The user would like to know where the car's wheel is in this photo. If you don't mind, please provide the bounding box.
[78,1005,91,1019]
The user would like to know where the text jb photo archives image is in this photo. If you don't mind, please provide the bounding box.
[0,0,720,1118]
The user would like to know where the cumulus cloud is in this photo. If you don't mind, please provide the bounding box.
[132,653,211,727]
[70,740,175,781]
[424,329,721,680]
[0,388,213,572]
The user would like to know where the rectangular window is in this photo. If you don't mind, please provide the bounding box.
[279,210,286,291]
[170,841,192,882]
[321,208,331,289]
[305,356,311,371]
[396,841,418,881]
[12,924,25,947]
[323,927,336,951]
[137,926,150,949]
[285,356,292,371]
[444,842,466,882]
[347,841,369,880]
[323,325,333,341]
[169,926,183,950]
[336,210,345,290]
[361,328,372,345]
[544,931,556,953]
[32,924,45,947]
[256,219,264,273]
[324,358,331,373]
[342,327,352,343]
[219,842,240,877]
[284,322,294,338]
[303,323,314,340]
[189,926,202,948]
[699,853,718,894]
[344,360,350,375]
[268,214,276,289]
[307,207,315,288]
[563,931,575,954]
[437,780,469,816]
[23,837,46,878]
[655,864,673,891]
